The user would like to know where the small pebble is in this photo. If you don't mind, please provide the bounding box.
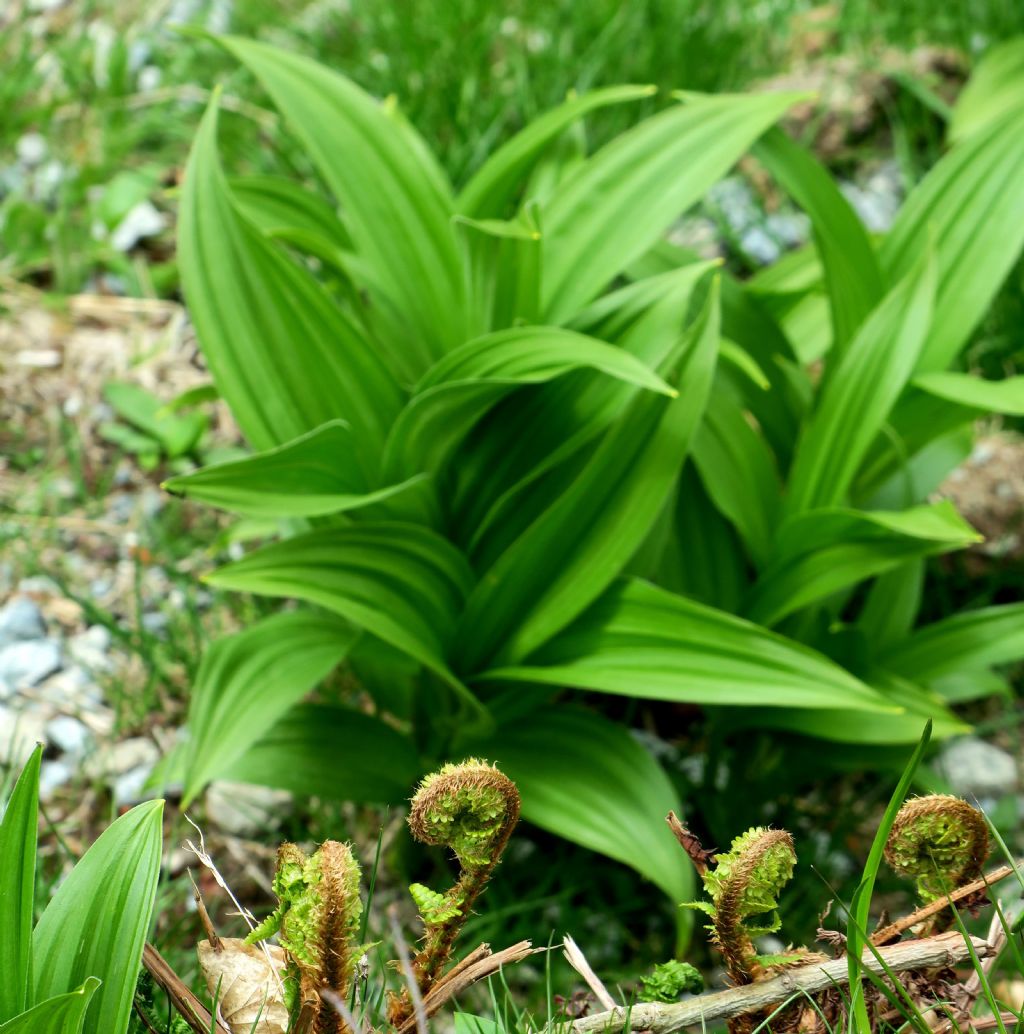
[39,759,73,799]
[205,780,292,837]
[936,736,1019,801]
[0,704,47,766]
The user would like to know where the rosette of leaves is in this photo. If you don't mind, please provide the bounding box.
[683,827,796,985]
[885,794,990,905]
[167,33,1024,927]
[247,841,363,1033]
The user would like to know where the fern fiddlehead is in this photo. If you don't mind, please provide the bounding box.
[247,840,363,1034]
[684,827,796,986]
[402,760,520,1003]
[885,794,989,915]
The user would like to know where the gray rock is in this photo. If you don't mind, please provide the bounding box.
[0,704,47,766]
[936,736,1019,801]
[39,759,73,799]
[739,226,780,266]
[46,714,92,758]
[0,639,62,688]
[16,132,48,167]
[67,625,113,672]
[141,611,169,635]
[112,766,156,806]
[0,596,46,647]
[85,736,160,780]
[205,780,292,838]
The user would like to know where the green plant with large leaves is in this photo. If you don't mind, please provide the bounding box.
[0,747,163,1034]
[169,36,1024,914]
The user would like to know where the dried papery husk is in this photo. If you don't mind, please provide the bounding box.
[198,938,289,1034]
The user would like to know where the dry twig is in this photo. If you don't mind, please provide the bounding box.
[570,932,992,1034]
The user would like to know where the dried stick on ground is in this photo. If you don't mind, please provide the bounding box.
[570,932,992,1034]
[870,862,1018,945]
[143,943,232,1034]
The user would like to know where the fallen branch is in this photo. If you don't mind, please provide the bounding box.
[395,941,537,1034]
[570,932,992,1034]
[870,862,1018,945]
[142,943,231,1034]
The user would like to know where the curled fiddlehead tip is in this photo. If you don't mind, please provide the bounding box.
[685,827,796,984]
[409,758,521,870]
[885,794,989,902]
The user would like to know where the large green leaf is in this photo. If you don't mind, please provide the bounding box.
[180,609,359,806]
[754,127,883,355]
[857,560,925,654]
[33,802,163,1034]
[742,675,967,744]
[881,107,1024,372]
[785,251,935,515]
[457,281,719,671]
[690,379,780,567]
[0,747,40,1022]
[913,371,1024,416]
[880,603,1024,682]
[482,578,894,714]
[218,36,466,362]
[458,85,656,218]
[473,705,693,906]
[228,173,351,249]
[383,326,674,479]
[222,704,420,802]
[0,980,99,1034]
[948,38,1024,144]
[204,524,477,701]
[541,91,800,322]
[179,94,403,465]
[165,421,424,518]
[746,502,979,627]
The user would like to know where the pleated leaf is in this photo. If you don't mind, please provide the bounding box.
[384,327,674,479]
[458,85,656,217]
[948,38,1024,144]
[473,705,693,905]
[0,747,40,1022]
[165,421,425,518]
[880,603,1024,682]
[180,609,359,805]
[746,502,979,627]
[228,173,351,248]
[745,675,968,745]
[541,91,801,322]
[457,281,719,671]
[913,371,1024,416]
[223,704,420,803]
[881,107,1024,372]
[785,250,935,515]
[218,36,466,361]
[482,578,893,713]
[33,801,163,1034]
[204,524,476,699]
[691,379,780,567]
[179,93,403,467]
[754,127,883,354]
[0,980,98,1034]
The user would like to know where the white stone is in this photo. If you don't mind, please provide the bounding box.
[0,639,61,688]
[46,714,92,757]
[205,780,292,837]
[936,737,1018,800]
[66,625,113,672]
[110,201,166,252]
[15,132,48,167]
